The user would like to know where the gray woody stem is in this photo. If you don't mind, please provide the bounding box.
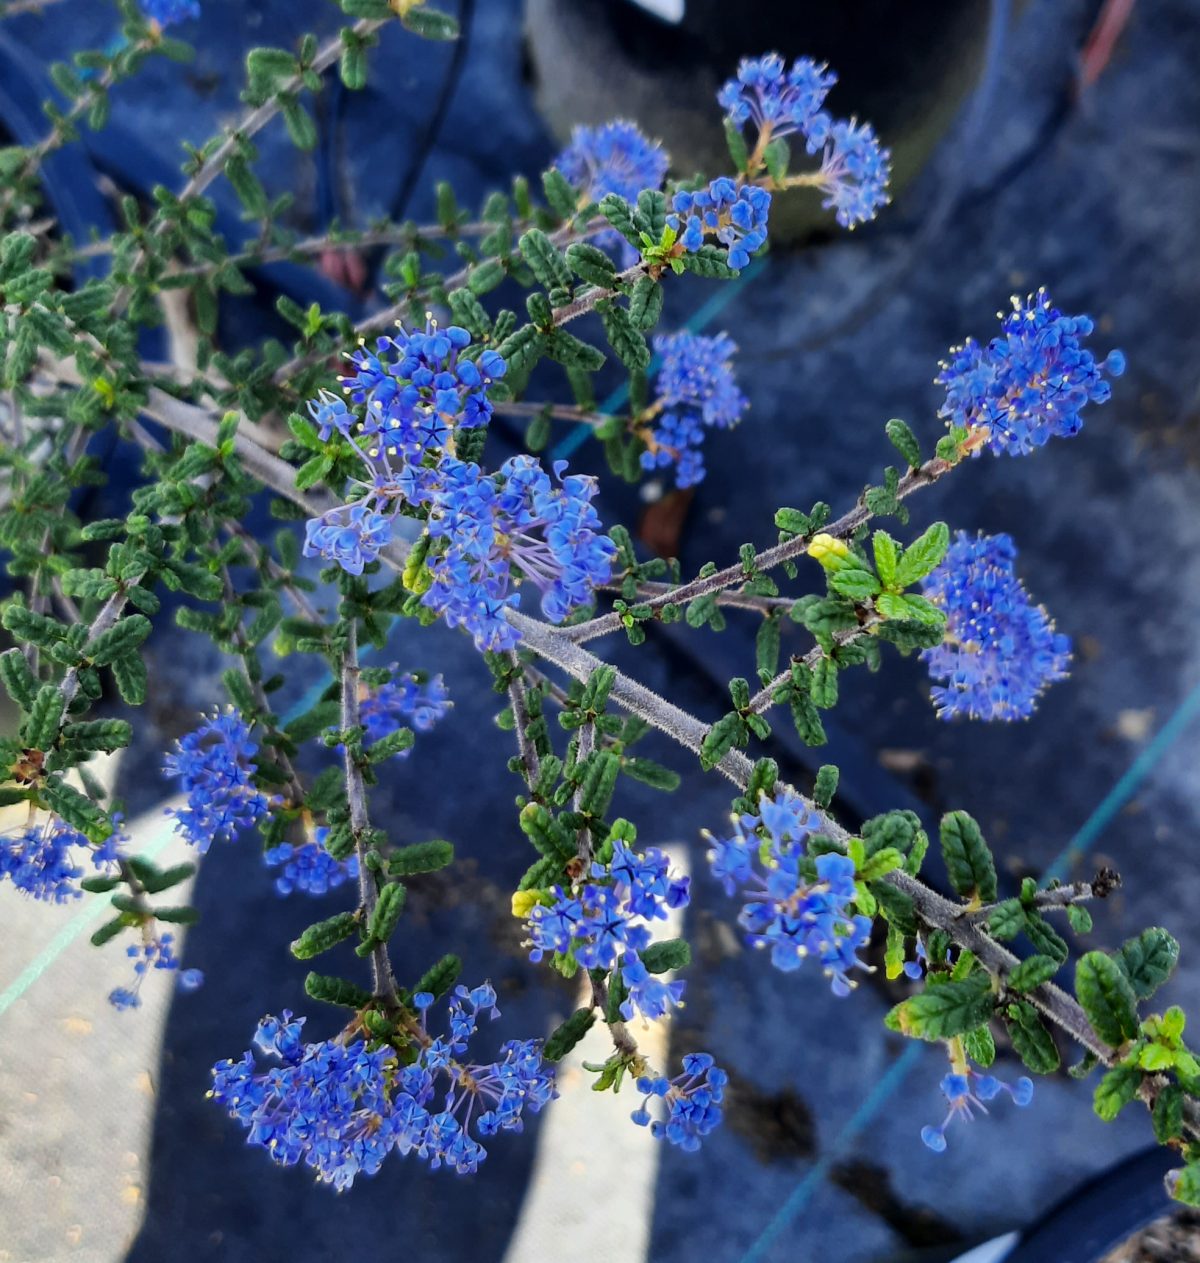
[341,617,400,1007]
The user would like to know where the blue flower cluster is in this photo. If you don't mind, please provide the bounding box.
[304,503,391,578]
[359,668,450,751]
[936,290,1126,456]
[302,318,506,575]
[815,118,891,229]
[921,1066,1033,1153]
[211,1012,399,1189]
[526,838,690,1022]
[669,177,771,272]
[554,121,669,263]
[163,709,271,852]
[211,986,554,1186]
[708,789,871,994]
[302,325,614,648]
[340,322,505,446]
[632,1053,727,1151]
[921,532,1071,721]
[109,932,203,1010]
[719,54,891,228]
[0,819,86,902]
[641,331,748,487]
[420,455,616,652]
[140,0,200,26]
[264,832,358,898]
[554,120,669,208]
[719,54,837,142]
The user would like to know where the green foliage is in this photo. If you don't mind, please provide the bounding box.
[1115,928,1180,1000]
[939,810,997,903]
[291,911,360,960]
[304,972,373,1010]
[387,839,455,876]
[544,1008,596,1062]
[1076,952,1140,1047]
[1005,1001,1060,1073]
[889,975,995,1041]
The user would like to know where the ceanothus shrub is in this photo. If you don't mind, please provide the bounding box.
[3,0,1196,1210]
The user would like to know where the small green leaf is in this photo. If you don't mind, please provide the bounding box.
[939,810,997,903]
[894,522,950,586]
[543,1008,596,1062]
[1114,928,1180,1000]
[365,881,407,945]
[896,976,995,1040]
[885,419,921,468]
[1093,1063,1141,1121]
[1076,951,1140,1047]
[964,1025,996,1069]
[872,531,899,588]
[640,939,691,973]
[291,911,359,960]
[388,840,454,876]
[413,953,461,1000]
[1005,1000,1061,1073]
[1008,954,1059,992]
[304,972,372,1009]
[989,899,1026,940]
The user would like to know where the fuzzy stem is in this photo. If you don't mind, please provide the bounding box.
[341,617,400,1008]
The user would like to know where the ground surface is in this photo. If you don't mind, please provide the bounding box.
[2,1,1200,1261]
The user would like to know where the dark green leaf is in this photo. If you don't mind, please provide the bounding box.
[1076,951,1140,1047]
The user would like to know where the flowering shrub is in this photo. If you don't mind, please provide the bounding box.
[2,0,1199,1217]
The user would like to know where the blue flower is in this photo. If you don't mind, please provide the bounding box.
[303,502,392,575]
[708,790,871,994]
[421,454,616,651]
[554,121,670,261]
[921,532,1071,722]
[212,1012,401,1190]
[921,1066,1034,1153]
[107,932,183,1011]
[815,118,891,228]
[302,322,509,582]
[619,951,685,1022]
[163,709,271,852]
[307,390,355,442]
[339,320,506,451]
[0,820,86,902]
[554,121,669,208]
[140,0,200,26]
[264,832,358,897]
[555,120,669,263]
[718,54,891,228]
[359,668,451,751]
[668,178,771,272]
[631,1053,726,1151]
[641,331,749,488]
[937,290,1125,455]
[719,54,837,146]
[212,988,554,1185]
[526,839,689,1023]
[902,935,951,980]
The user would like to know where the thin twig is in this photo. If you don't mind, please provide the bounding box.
[341,617,400,1007]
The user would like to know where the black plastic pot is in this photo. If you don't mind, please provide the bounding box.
[525,0,997,242]
[962,1146,1179,1263]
